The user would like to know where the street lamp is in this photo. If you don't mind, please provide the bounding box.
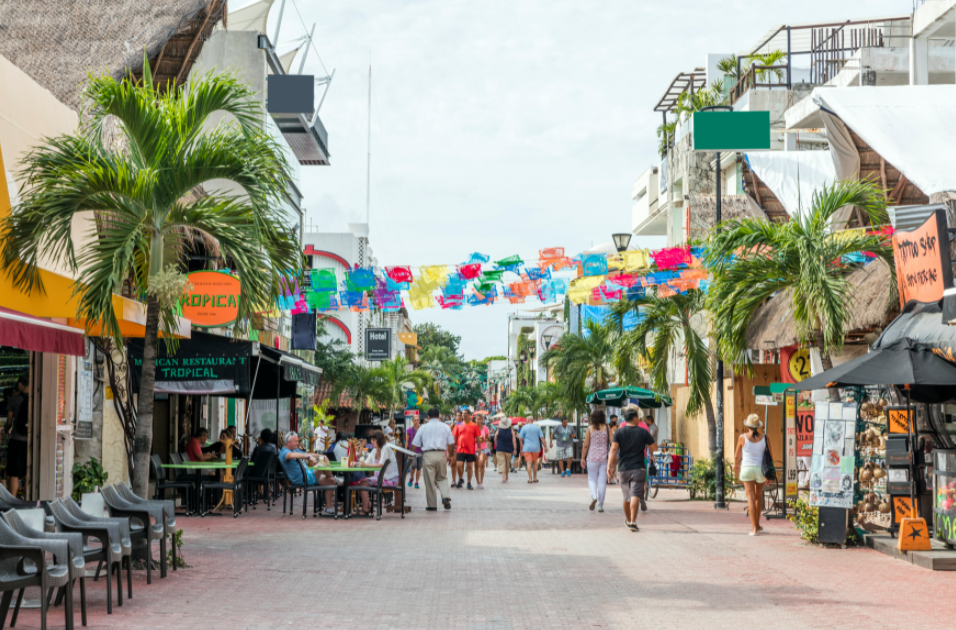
[542,333,554,351]
[612,232,632,253]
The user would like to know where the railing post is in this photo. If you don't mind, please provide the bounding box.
[787,26,792,89]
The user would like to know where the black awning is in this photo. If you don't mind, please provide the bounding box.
[129,331,252,396]
[874,301,956,360]
[260,346,322,388]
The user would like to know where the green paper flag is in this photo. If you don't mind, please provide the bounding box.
[494,255,523,268]
[480,269,505,282]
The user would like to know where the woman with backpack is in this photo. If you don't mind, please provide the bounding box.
[581,408,610,512]
[735,413,770,536]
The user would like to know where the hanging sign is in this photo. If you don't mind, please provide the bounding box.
[181,271,241,328]
[785,393,798,500]
[808,401,857,510]
[780,345,811,384]
[397,332,418,346]
[366,328,392,361]
[891,209,952,309]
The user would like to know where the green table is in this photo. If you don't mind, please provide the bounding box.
[161,461,250,514]
[311,463,381,518]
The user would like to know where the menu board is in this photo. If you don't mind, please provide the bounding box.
[808,401,857,509]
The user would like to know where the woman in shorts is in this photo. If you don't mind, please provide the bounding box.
[476,415,491,489]
[734,413,768,536]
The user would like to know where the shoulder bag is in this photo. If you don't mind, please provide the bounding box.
[761,437,776,481]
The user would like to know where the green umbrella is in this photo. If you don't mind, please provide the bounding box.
[585,386,673,408]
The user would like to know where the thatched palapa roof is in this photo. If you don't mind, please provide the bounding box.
[0,0,227,110]
[745,259,898,349]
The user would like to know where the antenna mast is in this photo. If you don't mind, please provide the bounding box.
[366,62,371,225]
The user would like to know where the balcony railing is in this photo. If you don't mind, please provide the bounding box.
[729,65,789,105]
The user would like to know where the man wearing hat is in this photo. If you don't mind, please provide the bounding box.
[607,408,656,532]
[493,414,517,483]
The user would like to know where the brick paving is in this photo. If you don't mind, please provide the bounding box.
[13,467,956,629]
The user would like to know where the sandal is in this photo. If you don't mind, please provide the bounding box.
[527,480,533,484]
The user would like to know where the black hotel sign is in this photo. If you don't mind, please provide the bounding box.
[365,328,392,361]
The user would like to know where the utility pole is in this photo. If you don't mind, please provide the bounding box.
[366,61,371,225]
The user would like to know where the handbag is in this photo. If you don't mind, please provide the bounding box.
[647,456,658,477]
[761,438,776,481]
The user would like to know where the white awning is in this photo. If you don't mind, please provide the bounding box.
[811,86,956,197]
[744,151,837,220]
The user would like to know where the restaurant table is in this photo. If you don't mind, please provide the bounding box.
[162,460,250,514]
[311,463,380,518]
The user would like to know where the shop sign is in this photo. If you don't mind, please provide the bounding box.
[780,345,811,384]
[282,362,321,387]
[785,394,798,500]
[795,405,815,490]
[75,340,94,440]
[887,407,912,434]
[181,271,241,328]
[397,332,417,346]
[891,209,952,309]
[366,328,391,361]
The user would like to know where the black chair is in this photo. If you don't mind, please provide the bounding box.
[56,498,133,609]
[0,517,73,630]
[150,455,193,516]
[45,498,126,615]
[244,451,278,511]
[3,509,86,628]
[100,486,166,583]
[382,457,413,519]
[200,457,248,518]
[284,461,337,519]
[115,484,176,568]
[347,458,395,521]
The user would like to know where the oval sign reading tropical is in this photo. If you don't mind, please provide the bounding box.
[180,271,241,328]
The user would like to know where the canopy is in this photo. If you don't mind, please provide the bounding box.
[791,339,956,404]
[744,151,836,219]
[811,85,956,197]
[586,386,673,408]
[0,306,85,356]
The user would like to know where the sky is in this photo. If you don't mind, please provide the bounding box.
[252,0,911,360]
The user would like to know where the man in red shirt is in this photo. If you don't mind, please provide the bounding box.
[185,428,217,462]
[454,410,481,490]
[451,411,463,487]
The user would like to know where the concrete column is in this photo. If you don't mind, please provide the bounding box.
[909,37,929,85]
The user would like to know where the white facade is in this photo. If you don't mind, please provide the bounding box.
[631,165,664,236]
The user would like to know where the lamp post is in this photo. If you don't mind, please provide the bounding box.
[612,232,632,253]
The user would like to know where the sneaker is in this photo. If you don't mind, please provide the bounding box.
[407,481,413,487]
[467,483,473,490]
[640,496,647,512]
[598,505,604,513]
[589,498,597,511]
[442,497,451,510]
[323,508,336,516]
[628,522,639,532]
[477,483,483,489]
[457,480,464,489]
[414,483,420,489]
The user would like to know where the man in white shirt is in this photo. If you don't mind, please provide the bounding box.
[412,407,456,511]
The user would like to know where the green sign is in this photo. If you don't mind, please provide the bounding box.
[691,111,770,151]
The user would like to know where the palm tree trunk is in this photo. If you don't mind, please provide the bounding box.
[813,330,841,402]
[703,394,718,457]
[132,295,160,497]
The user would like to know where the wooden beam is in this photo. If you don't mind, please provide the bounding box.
[175,0,220,87]
[879,157,887,195]
[889,174,908,205]
[748,168,763,208]
[152,39,169,89]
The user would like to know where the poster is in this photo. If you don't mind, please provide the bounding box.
[795,405,814,489]
[785,394,798,500]
[809,401,857,509]
[75,340,94,440]
[249,398,291,440]
[780,345,812,383]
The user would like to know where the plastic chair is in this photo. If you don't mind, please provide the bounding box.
[100,486,166,583]
[348,458,394,521]
[0,485,34,510]
[48,499,131,611]
[199,457,248,518]
[244,451,278,510]
[3,509,86,627]
[285,461,336,519]
[150,455,193,515]
[0,517,73,630]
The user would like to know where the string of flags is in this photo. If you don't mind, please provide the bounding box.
[267,245,713,315]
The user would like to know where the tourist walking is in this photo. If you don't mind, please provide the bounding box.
[607,414,619,484]
[607,409,657,531]
[451,411,464,487]
[735,413,769,536]
[405,414,423,489]
[411,408,455,511]
[518,420,544,483]
[550,418,575,477]
[454,410,481,489]
[494,415,516,483]
[475,415,490,488]
[581,409,610,511]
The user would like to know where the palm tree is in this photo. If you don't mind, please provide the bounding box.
[336,364,390,422]
[704,180,892,401]
[717,54,738,80]
[752,50,788,83]
[375,357,432,419]
[610,289,718,454]
[541,320,641,398]
[0,61,299,497]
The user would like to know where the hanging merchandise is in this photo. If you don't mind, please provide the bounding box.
[808,401,857,509]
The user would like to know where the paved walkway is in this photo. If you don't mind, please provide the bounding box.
[20,468,956,629]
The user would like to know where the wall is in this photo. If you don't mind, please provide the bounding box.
[669,364,783,465]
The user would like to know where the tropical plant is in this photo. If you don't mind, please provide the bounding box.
[752,49,788,83]
[335,364,390,420]
[788,498,820,542]
[541,320,640,401]
[413,322,461,355]
[688,456,735,501]
[71,457,108,500]
[656,119,677,158]
[610,288,718,454]
[704,180,892,401]
[717,54,738,79]
[375,356,432,418]
[1,61,300,497]
[501,382,564,418]
[675,86,726,122]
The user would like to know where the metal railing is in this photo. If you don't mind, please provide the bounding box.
[728,65,789,104]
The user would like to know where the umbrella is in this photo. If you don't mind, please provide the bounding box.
[791,339,956,403]
[586,386,673,408]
